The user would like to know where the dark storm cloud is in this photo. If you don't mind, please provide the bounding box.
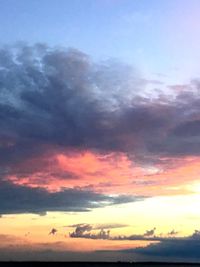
[119,230,200,262]
[0,180,141,215]
[172,120,200,137]
[0,43,141,173]
[133,239,200,262]
[1,43,200,171]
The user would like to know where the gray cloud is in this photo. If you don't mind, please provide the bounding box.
[168,229,179,236]
[119,230,200,262]
[2,230,200,262]
[69,225,163,241]
[69,224,110,240]
[2,43,200,174]
[68,223,128,240]
[133,239,200,262]
[2,43,200,215]
[0,246,129,262]
[69,225,199,245]
[143,227,156,237]
[172,120,200,137]
[0,181,142,215]
[69,224,93,237]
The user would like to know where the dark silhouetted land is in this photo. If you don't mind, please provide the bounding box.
[0,262,200,267]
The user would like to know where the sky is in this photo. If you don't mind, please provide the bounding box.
[1,0,200,262]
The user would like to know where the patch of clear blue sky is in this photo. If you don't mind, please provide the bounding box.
[1,0,200,82]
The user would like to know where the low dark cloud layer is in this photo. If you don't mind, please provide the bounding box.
[0,181,141,215]
[1,230,200,262]
[69,225,200,248]
[120,230,200,262]
[0,246,130,262]
[69,225,162,241]
[133,239,200,262]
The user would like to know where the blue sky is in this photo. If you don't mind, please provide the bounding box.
[1,0,200,82]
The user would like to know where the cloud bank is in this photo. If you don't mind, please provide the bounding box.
[1,43,200,214]
[2,44,200,170]
[0,180,140,215]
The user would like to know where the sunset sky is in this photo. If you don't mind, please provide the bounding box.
[1,0,200,262]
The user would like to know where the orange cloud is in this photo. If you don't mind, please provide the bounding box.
[7,150,200,197]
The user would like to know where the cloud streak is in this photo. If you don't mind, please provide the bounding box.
[0,181,142,215]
